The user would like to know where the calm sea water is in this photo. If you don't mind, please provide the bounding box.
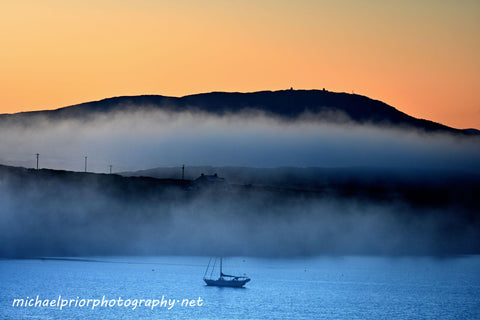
[1,256,479,319]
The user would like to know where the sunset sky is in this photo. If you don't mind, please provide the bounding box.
[1,0,479,129]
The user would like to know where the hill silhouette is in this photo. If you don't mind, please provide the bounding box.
[1,89,475,134]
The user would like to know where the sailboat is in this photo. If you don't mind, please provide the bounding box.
[203,257,251,288]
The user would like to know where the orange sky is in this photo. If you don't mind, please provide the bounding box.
[1,0,479,129]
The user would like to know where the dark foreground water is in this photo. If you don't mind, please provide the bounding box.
[1,256,479,319]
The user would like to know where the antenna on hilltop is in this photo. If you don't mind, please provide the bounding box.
[35,153,39,170]
[182,164,185,180]
[84,156,88,172]
[109,165,113,174]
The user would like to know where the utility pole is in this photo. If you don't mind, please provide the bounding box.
[182,164,185,180]
[84,156,87,172]
[35,153,39,170]
[109,165,112,174]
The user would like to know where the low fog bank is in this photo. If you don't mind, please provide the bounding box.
[1,108,479,257]
[0,109,479,173]
[1,166,478,258]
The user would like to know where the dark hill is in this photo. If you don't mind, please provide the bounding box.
[1,163,480,257]
[0,89,474,134]
[123,165,480,210]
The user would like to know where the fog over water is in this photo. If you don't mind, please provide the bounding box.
[1,177,478,257]
[0,108,479,257]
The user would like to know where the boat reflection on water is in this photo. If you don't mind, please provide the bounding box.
[203,257,251,288]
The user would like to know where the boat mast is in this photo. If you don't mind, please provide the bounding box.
[220,257,223,276]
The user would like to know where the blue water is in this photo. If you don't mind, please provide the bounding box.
[1,256,479,319]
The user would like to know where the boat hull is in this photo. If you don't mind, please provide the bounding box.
[204,278,250,288]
